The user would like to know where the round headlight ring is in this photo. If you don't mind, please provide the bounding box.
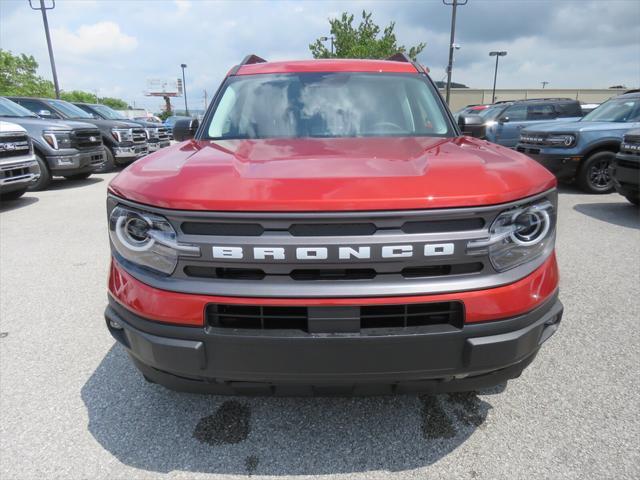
[115,215,154,251]
[510,208,550,246]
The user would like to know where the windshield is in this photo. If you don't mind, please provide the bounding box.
[478,105,507,120]
[582,97,640,122]
[205,72,453,140]
[90,104,127,120]
[48,99,93,119]
[0,97,38,118]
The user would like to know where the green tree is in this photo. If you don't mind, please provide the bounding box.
[60,90,99,103]
[99,97,129,109]
[0,49,55,97]
[309,11,425,61]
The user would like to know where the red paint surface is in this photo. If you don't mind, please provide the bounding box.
[109,254,559,327]
[109,136,556,212]
[235,59,419,75]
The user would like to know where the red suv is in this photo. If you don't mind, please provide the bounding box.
[105,54,562,395]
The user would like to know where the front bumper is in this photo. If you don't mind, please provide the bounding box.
[113,143,148,160]
[46,148,105,174]
[105,287,562,395]
[0,156,39,193]
[516,146,582,180]
[147,140,170,152]
[611,153,640,198]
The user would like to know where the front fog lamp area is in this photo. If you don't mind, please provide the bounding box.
[468,200,555,272]
[109,206,200,275]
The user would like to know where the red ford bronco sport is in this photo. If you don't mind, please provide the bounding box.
[105,54,563,395]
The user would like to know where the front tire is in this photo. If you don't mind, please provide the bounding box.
[577,151,615,194]
[0,188,28,201]
[95,146,116,173]
[64,172,92,181]
[28,153,52,191]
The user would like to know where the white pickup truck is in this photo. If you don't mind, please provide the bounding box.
[0,121,39,201]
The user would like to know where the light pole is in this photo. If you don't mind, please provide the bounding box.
[29,0,60,98]
[541,81,549,89]
[180,63,189,116]
[319,36,335,56]
[443,0,467,105]
[489,51,507,103]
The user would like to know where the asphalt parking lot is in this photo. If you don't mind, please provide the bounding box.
[1,173,639,480]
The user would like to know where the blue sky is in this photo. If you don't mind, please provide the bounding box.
[1,0,639,112]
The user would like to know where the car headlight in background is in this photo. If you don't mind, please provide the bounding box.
[109,205,200,275]
[467,198,556,272]
[545,134,576,147]
[111,128,133,143]
[144,127,159,140]
[43,131,72,150]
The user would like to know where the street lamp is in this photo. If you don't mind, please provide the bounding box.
[489,51,507,103]
[319,36,335,56]
[180,63,189,116]
[443,0,468,104]
[29,0,60,98]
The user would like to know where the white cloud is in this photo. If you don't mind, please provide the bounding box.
[175,0,191,15]
[52,21,137,56]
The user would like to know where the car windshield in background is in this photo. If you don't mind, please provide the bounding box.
[0,97,39,118]
[477,105,506,120]
[582,98,640,123]
[49,99,94,119]
[91,104,127,120]
[206,72,453,140]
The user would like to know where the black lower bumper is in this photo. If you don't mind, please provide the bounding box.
[105,293,563,396]
[612,153,640,199]
[516,147,580,180]
[47,149,105,175]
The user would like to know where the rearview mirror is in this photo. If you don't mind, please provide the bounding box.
[173,118,199,141]
[457,114,486,139]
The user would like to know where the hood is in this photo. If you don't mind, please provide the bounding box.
[1,116,99,131]
[109,136,556,211]
[70,117,141,129]
[0,120,27,133]
[130,119,165,129]
[523,120,633,134]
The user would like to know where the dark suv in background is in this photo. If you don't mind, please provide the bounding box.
[8,97,148,171]
[611,129,640,205]
[480,98,583,148]
[0,97,104,190]
[73,103,170,153]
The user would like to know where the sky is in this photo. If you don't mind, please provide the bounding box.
[1,0,639,112]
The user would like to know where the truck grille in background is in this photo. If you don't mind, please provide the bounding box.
[157,127,169,141]
[619,139,640,157]
[206,301,464,332]
[71,129,102,150]
[132,128,147,144]
[0,133,30,159]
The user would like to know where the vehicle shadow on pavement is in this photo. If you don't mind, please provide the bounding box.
[48,176,103,191]
[82,345,496,476]
[573,202,640,229]
[0,196,38,212]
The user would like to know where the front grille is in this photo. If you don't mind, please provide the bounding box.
[132,129,146,144]
[620,141,640,156]
[4,166,29,178]
[157,127,169,141]
[71,129,102,149]
[206,301,463,332]
[0,133,30,159]
[519,134,547,145]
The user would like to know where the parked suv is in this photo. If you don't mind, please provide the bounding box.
[480,98,583,148]
[0,121,39,200]
[105,55,563,395]
[516,92,640,193]
[73,103,170,153]
[8,97,148,171]
[611,129,640,205]
[0,97,104,190]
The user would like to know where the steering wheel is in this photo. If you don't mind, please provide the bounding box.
[371,121,405,133]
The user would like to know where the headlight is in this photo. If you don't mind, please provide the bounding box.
[144,127,159,139]
[545,134,576,147]
[109,205,200,275]
[467,198,556,272]
[111,128,133,143]
[43,131,72,150]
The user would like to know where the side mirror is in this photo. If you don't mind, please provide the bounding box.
[38,109,56,119]
[457,114,486,139]
[498,116,510,124]
[173,118,199,141]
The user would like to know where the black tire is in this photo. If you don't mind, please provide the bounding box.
[94,146,116,173]
[576,151,615,194]
[64,172,92,181]
[625,194,640,206]
[28,153,52,191]
[0,188,28,201]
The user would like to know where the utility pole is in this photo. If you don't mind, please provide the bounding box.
[180,64,189,116]
[541,81,549,89]
[489,51,507,103]
[443,0,467,104]
[204,89,208,110]
[320,36,335,56]
[29,0,60,98]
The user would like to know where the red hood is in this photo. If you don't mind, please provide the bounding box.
[108,136,556,211]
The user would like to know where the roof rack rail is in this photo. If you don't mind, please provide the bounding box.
[385,52,423,73]
[229,54,267,76]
